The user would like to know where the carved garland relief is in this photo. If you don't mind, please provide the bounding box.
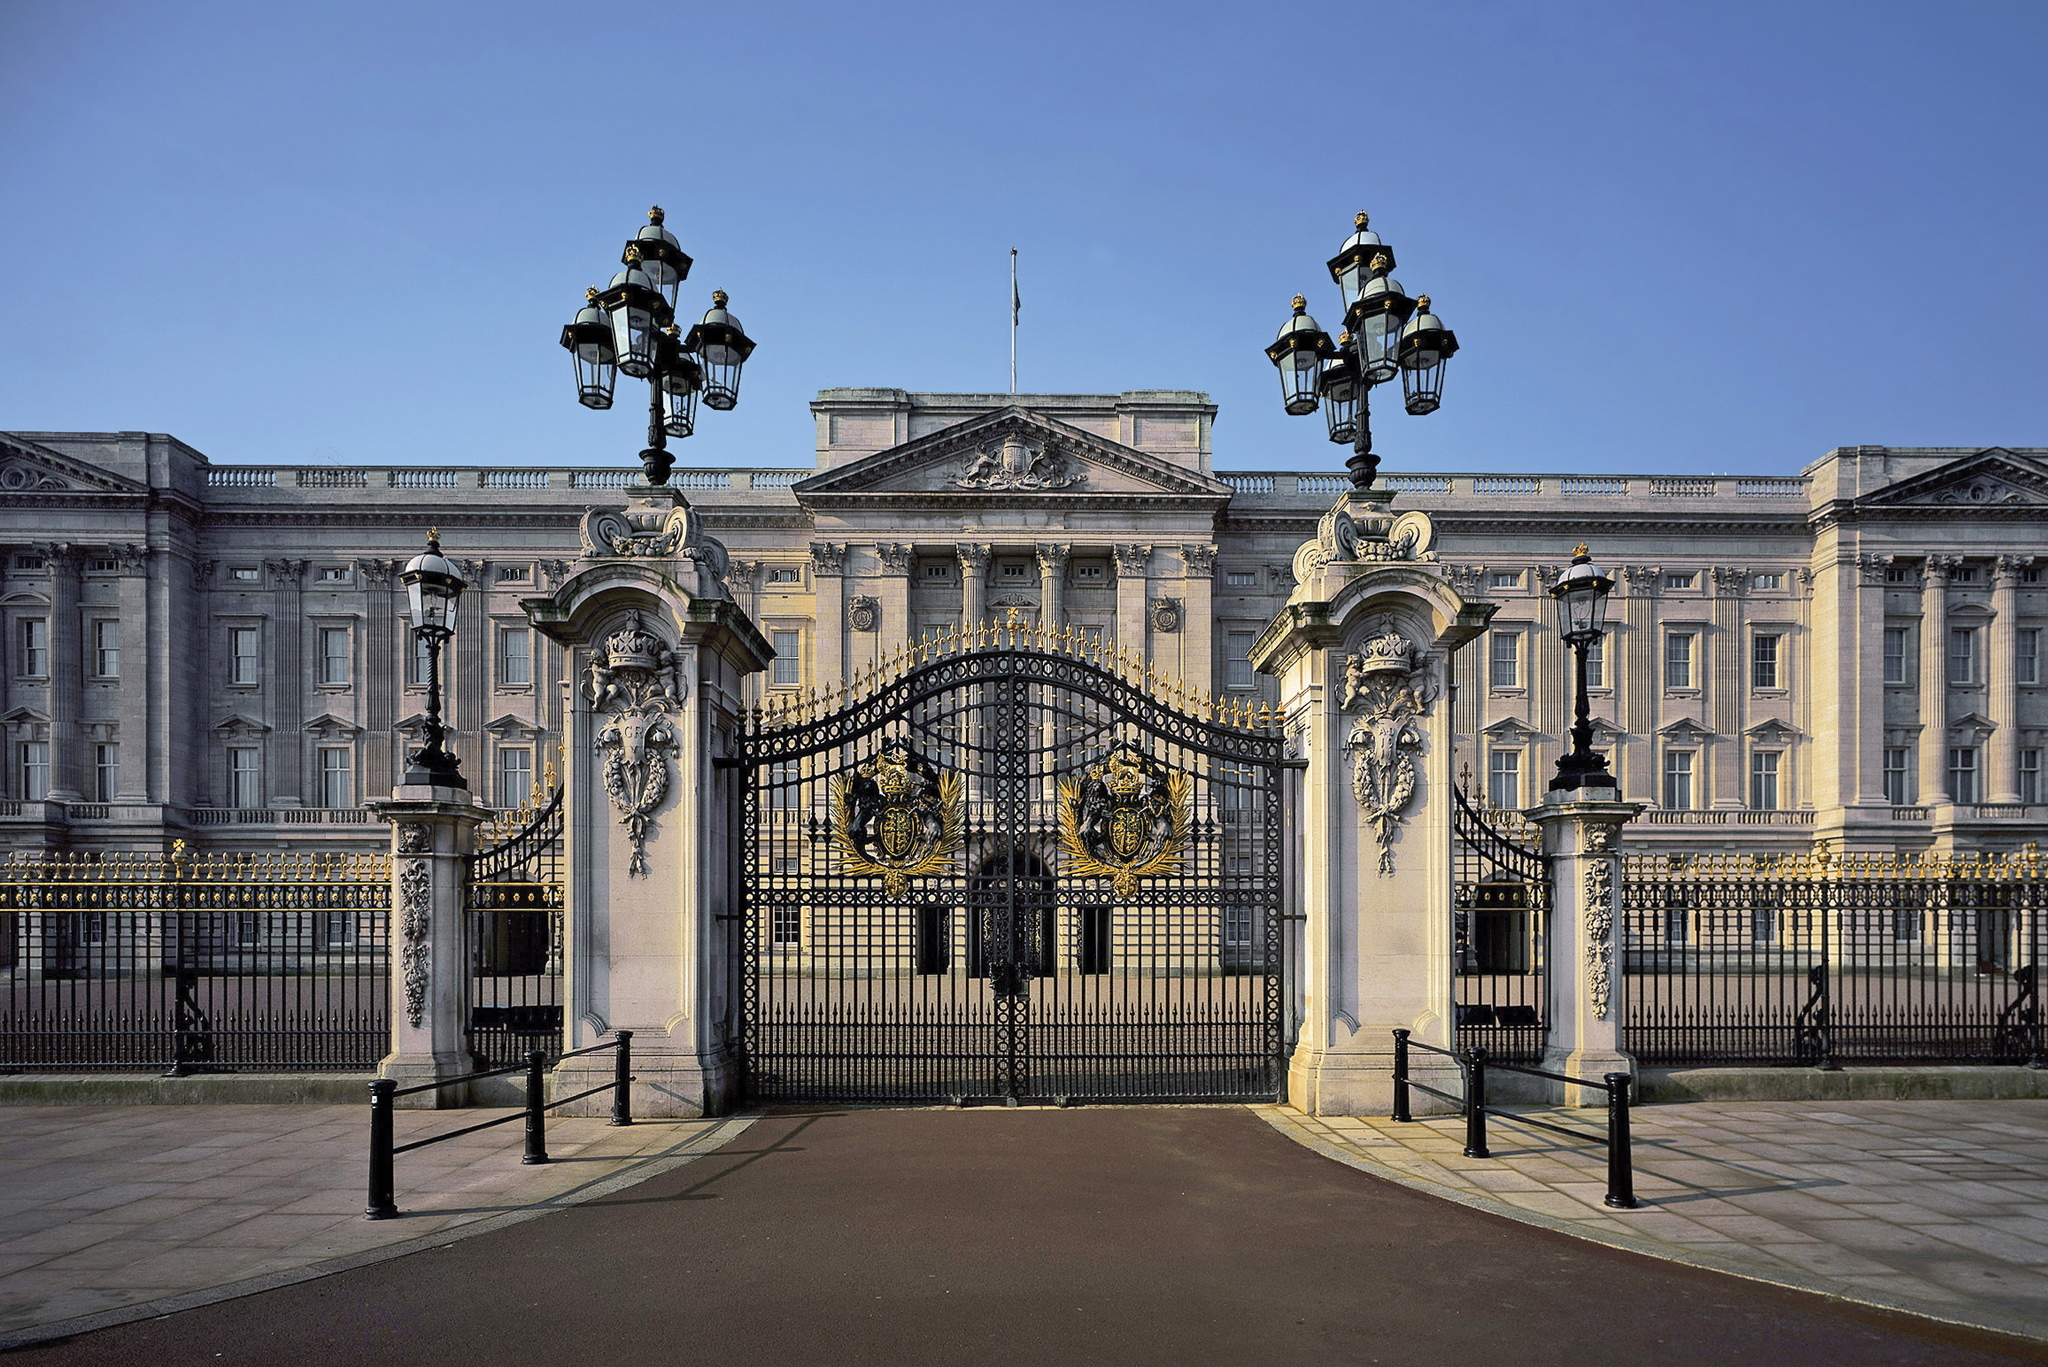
[587,612,683,877]
[1584,857,1616,1020]
[1341,624,1437,876]
[397,834,432,1028]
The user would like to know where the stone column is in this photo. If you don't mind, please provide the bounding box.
[1036,543,1069,634]
[1528,792,1641,1105]
[358,559,400,798]
[1851,554,1891,806]
[370,786,487,1106]
[1180,544,1216,691]
[1919,556,1954,804]
[809,542,846,690]
[1709,567,1747,808]
[1989,556,2025,803]
[1250,499,1489,1115]
[40,544,83,801]
[1114,544,1150,653]
[113,546,152,801]
[266,558,307,804]
[957,544,989,631]
[876,542,914,651]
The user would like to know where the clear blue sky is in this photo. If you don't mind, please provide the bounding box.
[2,1,2043,475]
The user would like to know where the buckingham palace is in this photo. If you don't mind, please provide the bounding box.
[1,386,2044,861]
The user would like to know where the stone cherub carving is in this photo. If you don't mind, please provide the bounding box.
[586,612,683,876]
[1342,624,1437,876]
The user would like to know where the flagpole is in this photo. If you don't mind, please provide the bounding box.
[1009,247,1018,394]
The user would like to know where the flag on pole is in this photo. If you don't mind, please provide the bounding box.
[1011,247,1020,323]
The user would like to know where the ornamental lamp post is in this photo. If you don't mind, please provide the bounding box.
[399,529,468,790]
[1264,212,1457,491]
[1546,543,1617,795]
[559,206,755,486]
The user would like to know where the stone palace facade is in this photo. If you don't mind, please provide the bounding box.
[1,388,2043,859]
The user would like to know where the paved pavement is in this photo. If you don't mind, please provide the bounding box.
[1266,1098,2048,1340]
[6,1105,2046,1366]
[0,1104,744,1344]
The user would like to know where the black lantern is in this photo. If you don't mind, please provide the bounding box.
[398,529,468,790]
[1325,211,1395,316]
[1397,294,1459,416]
[596,248,673,380]
[684,290,755,411]
[560,207,758,487]
[559,288,618,410]
[1264,212,1460,493]
[629,205,693,312]
[1265,295,1335,417]
[1349,256,1415,386]
[1321,337,1360,446]
[1546,543,1617,795]
[658,327,703,439]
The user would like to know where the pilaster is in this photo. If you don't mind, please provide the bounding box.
[809,542,846,690]
[266,558,307,804]
[1919,556,1955,804]
[1179,543,1215,691]
[877,542,914,654]
[369,787,487,1106]
[40,544,82,801]
[1990,556,2025,803]
[1114,544,1150,653]
[115,547,152,800]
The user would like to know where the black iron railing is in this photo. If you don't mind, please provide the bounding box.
[364,1032,632,1220]
[1452,788,1550,1065]
[467,787,564,1069]
[1391,1028,1637,1210]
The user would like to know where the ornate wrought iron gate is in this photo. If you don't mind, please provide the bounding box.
[736,627,1287,1104]
[1452,785,1551,1063]
[466,786,564,1068]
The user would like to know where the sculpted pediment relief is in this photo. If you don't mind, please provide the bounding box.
[0,435,148,495]
[792,408,1230,500]
[1859,449,2048,509]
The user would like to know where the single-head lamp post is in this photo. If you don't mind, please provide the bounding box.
[399,529,468,790]
[1546,543,1617,795]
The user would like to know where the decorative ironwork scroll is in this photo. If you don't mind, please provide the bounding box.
[1057,743,1192,899]
[831,740,964,897]
[588,612,682,876]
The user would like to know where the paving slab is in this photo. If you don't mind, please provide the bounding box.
[1262,1098,2048,1341]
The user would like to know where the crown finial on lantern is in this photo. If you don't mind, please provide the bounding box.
[1356,211,1369,228]
[1290,293,1307,312]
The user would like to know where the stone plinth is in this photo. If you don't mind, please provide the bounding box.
[1528,789,1642,1105]
[370,784,487,1108]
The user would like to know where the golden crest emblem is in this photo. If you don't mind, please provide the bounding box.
[832,740,964,897]
[1058,743,1191,899]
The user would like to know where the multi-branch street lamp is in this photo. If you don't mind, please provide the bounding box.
[399,530,468,790]
[1547,543,1617,795]
[1264,212,1459,492]
[560,206,757,486]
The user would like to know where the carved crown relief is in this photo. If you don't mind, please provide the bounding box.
[1341,623,1438,877]
[586,612,683,877]
[953,433,1085,491]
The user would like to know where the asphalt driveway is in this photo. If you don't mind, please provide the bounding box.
[12,1106,2045,1366]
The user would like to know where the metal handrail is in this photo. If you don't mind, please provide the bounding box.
[365,1031,633,1220]
[1391,1028,1637,1210]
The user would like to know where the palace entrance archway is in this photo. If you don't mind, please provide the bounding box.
[735,627,1287,1104]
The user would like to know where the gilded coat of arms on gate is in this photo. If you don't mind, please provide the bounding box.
[1058,743,1192,899]
[831,739,964,897]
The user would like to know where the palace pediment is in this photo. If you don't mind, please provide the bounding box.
[1857,448,2048,510]
[0,434,148,495]
[791,408,1231,503]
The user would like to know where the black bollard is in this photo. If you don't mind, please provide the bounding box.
[523,1050,549,1164]
[365,1079,398,1219]
[1463,1047,1490,1159]
[610,1030,634,1127]
[1603,1072,1638,1209]
[1391,1028,1413,1123]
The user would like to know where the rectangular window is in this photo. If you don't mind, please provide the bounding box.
[1751,634,1781,690]
[93,743,120,802]
[1584,636,1605,690]
[317,747,353,808]
[1225,570,1256,588]
[1487,750,1522,810]
[1752,573,1783,591]
[768,567,800,584]
[1663,897,1689,945]
[1226,631,1255,689]
[1885,566,1913,584]
[1664,573,1695,590]
[1075,563,1107,584]
[2021,749,2041,805]
[771,630,801,687]
[318,627,350,685]
[315,910,357,948]
[228,566,259,582]
[20,618,48,676]
[1662,751,1695,810]
[1749,751,1781,810]
[1078,625,1105,644]
[410,633,434,686]
[999,561,1029,580]
[1664,633,1695,690]
[228,747,261,809]
[496,747,533,810]
[923,562,952,581]
[1488,632,1520,689]
[2023,567,2043,585]
[92,620,119,678]
[1883,747,1912,806]
[20,741,49,801]
[88,557,119,573]
[497,627,531,686]
[1752,903,1779,945]
[768,759,800,810]
[230,627,260,685]
[1883,627,1908,684]
[1949,747,1980,804]
[771,905,801,948]
[1489,571,1520,589]
[494,565,529,583]
[2018,629,2040,686]
[318,566,352,584]
[1949,627,1980,685]
[1952,566,1980,584]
